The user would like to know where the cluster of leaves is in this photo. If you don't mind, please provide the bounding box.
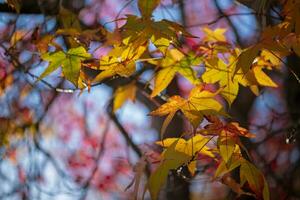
[29,0,300,199]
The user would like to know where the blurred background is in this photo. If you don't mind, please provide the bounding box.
[0,0,300,199]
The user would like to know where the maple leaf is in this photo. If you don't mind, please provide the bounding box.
[151,85,223,129]
[202,56,240,105]
[259,50,281,69]
[251,65,277,87]
[283,1,300,35]
[221,173,254,198]
[200,117,254,164]
[202,27,227,43]
[203,116,255,138]
[34,35,54,54]
[147,140,190,200]
[203,50,278,105]
[93,43,147,83]
[121,14,195,52]
[40,46,91,86]
[113,82,136,112]
[182,86,224,127]
[138,0,160,19]
[235,45,261,74]
[148,49,201,97]
[214,154,241,178]
[148,135,213,199]
[217,137,237,164]
[240,160,270,200]
[10,30,27,46]
[150,95,185,138]
[156,135,214,159]
[58,7,82,47]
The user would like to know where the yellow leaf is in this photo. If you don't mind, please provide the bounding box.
[263,177,270,200]
[113,82,137,112]
[218,137,236,164]
[253,66,277,87]
[160,111,176,140]
[156,135,214,158]
[150,95,185,116]
[147,139,190,200]
[187,160,197,176]
[10,30,27,46]
[260,50,281,67]
[203,27,227,42]
[153,37,170,54]
[151,67,177,98]
[249,85,260,96]
[169,48,185,61]
[202,57,240,105]
[94,44,147,83]
[184,86,223,127]
[151,86,223,128]
[150,49,200,97]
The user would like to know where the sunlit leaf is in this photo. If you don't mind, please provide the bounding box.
[113,82,137,112]
[183,86,223,127]
[252,66,277,87]
[40,46,91,86]
[151,86,223,128]
[156,135,214,158]
[203,27,227,43]
[150,95,185,116]
[147,140,190,200]
[149,49,200,97]
[39,51,65,80]
[93,43,147,83]
[202,57,239,105]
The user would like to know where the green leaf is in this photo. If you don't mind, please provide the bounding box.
[40,46,91,86]
[138,0,160,19]
[62,47,91,86]
[39,51,66,81]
